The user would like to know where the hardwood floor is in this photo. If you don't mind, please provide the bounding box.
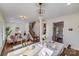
[61,48,79,56]
[1,39,79,56]
[1,39,39,56]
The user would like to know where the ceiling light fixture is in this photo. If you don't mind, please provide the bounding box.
[67,3,71,5]
[36,3,46,16]
[19,16,27,20]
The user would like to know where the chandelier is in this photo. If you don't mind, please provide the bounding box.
[36,3,46,16]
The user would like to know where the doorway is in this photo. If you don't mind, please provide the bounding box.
[52,22,64,43]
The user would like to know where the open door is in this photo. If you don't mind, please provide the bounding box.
[52,22,64,43]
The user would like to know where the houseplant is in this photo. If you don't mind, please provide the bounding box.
[5,26,12,40]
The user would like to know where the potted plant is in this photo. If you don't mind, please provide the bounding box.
[42,34,46,46]
[5,26,12,40]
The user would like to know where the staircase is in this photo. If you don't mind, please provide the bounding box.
[29,21,36,38]
[29,21,40,42]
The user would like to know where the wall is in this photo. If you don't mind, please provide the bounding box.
[46,21,53,42]
[0,12,5,54]
[34,21,40,36]
[46,13,79,50]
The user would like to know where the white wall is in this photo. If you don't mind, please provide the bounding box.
[0,12,5,54]
[46,13,79,50]
[34,21,40,36]
[46,21,53,42]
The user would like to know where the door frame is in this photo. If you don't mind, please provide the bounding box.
[52,21,64,42]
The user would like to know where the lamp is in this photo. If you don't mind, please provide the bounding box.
[36,3,46,16]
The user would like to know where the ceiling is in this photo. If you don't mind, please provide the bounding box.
[0,3,79,22]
